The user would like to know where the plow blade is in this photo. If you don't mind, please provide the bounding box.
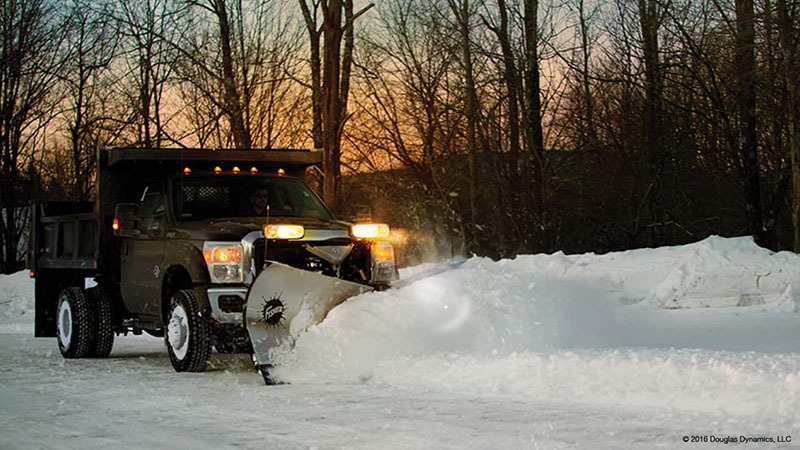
[245,262,373,379]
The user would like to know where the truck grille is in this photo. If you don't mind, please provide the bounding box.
[253,238,349,275]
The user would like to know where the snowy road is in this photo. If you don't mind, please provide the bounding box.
[1,236,799,449]
[3,332,795,450]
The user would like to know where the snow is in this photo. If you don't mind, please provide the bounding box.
[1,235,799,449]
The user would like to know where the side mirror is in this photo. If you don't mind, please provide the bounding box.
[113,203,139,237]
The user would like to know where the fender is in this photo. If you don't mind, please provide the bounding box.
[163,240,209,284]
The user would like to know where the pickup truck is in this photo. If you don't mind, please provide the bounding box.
[29,147,397,377]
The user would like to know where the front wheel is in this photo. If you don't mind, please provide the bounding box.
[56,287,95,358]
[165,289,210,372]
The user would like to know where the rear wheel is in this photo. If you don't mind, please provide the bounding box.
[86,286,115,358]
[165,289,211,372]
[56,287,95,358]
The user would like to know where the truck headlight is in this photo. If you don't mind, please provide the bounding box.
[203,242,244,283]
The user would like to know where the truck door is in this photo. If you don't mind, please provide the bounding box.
[120,183,167,321]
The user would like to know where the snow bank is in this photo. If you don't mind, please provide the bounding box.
[0,270,33,334]
[509,235,800,309]
[272,236,800,421]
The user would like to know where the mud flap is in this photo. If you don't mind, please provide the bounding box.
[245,262,373,378]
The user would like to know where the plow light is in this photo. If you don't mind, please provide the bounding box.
[265,224,305,240]
[351,223,390,239]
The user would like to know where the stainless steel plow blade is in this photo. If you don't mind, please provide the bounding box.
[245,262,373,384]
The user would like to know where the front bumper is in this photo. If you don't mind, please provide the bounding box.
[208,287,247,324]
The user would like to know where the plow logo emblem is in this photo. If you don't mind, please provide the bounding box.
[260,294,285,327]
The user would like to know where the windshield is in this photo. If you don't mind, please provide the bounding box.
[173,175,333,221]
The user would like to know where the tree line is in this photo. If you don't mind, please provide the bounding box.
[0,0,798,271]
[345,0,799,262]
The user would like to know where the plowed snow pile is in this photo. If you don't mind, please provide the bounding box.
[273,236,800,422]
[0,271,33,334]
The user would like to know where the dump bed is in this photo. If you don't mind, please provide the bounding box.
[29,202,97,272]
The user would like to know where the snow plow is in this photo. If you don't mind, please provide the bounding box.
[28,147,398,384]
[245,262,375,383]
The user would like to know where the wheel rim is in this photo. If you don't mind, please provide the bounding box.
[57,296,73,350]
[167,304,190,360]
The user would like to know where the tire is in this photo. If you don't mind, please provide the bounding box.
[165,289,211,372]
[56,287,95,358]
[86,286,115,358]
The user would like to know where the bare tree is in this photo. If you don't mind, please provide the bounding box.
[575,0,597,145]
[775,0,800,250]
[352,0,458,176]
[113,0,184,148]
[185,0,250,148]
[635,0,668,244]
[298,0,373,213]
[61,0,118,199]
[484,0,522,158]
[447,0,481,251]
[0,0,67,272]
[299,0,324,149]
[245,11,307,148]
[168,1,305,149]
[735,0,765,244]
[523,0,545,231]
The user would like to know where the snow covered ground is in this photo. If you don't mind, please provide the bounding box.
[1,235,798,449]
